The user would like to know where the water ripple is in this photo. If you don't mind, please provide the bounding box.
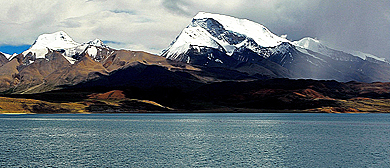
[1,113,390,167]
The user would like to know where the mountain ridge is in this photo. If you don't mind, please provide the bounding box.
[162,12,390,83]
[0,12,389,96]
[0,31,202,94]
[1,13,390,113]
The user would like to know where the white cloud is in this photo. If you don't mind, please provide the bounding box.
[0,0,191,54]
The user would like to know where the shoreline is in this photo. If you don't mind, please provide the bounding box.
[0,110,383,115]
[0,112,34,115]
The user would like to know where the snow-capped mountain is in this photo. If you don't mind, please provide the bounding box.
[162,12,390,82]
[22,31,79,60]
[162,12,289,63]
[0,30,199,94]
[66,38,113,63]
[21,31,111,64]
[292,37,387,63]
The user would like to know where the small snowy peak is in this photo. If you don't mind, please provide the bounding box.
[87,39,107,48]
[193,12,289,47]
[6,53,19,61]
[74,39,109,60]
[292,37,326,53]
[82,39,108,59]
[293,37,388,63]
[292,37,332,61]
[0,52,11,59]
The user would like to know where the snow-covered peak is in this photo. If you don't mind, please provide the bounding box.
[163,12,290,60]
[163,27,224,61]
[20,31,115,65]
[22,31,80,59]
[193,12,289,47]
[32,31,79,49]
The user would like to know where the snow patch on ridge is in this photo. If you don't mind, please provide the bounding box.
[87,46,98,58]
[1,52,12,59]
[348,50,387,62]
[63,56,77,64]
[7,53,19,61]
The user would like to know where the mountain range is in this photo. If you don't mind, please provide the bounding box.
[0,12,389,94]
[1,12,390,113]
[0,31,201,94]
[162,12,390,82]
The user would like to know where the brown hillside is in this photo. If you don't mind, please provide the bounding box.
[35,53,109,93]
[88,90,126,100]
[103,50,198,72]
[12,52,71,93]
[347,81,390,96]
[0,48,200,94]
[295,89,327,99]
[0,58,20,90]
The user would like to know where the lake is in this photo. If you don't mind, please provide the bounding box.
[1,113,389,167]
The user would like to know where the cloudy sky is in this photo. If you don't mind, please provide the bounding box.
[0,0,389,59]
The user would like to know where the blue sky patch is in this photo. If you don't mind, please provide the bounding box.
[0,45,30,54]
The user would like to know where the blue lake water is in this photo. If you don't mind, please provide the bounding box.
[1,113,390,167]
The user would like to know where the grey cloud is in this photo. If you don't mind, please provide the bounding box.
[110,10,136,15]
[161,0,191,16]
[311,1,390,58]
[60,19,82,28]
